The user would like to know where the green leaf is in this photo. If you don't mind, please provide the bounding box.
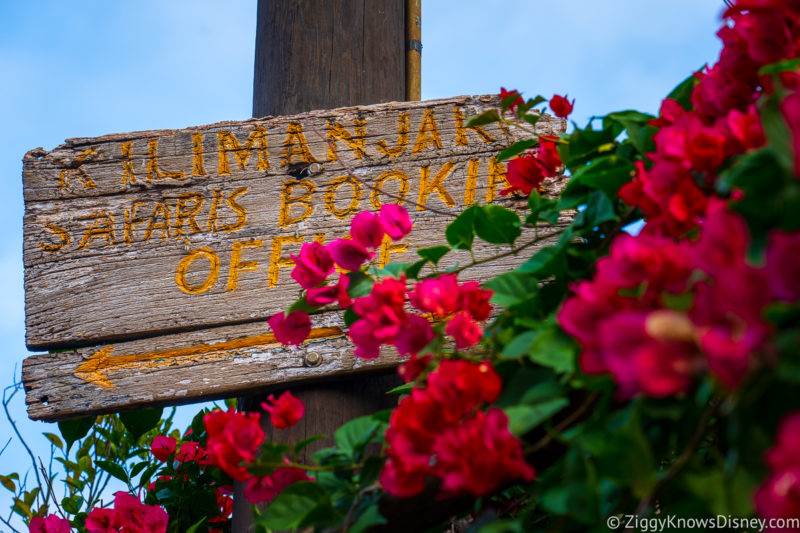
[480,519,526,533]
[256,482,329,530]
[559,124,616,170]
[495,139,537,162]
[571,155,635,198]
[43,432,64,450]
[287,295,317,314]
[61,495,82,514]
[576,190,619,228]
[759,58,800,76]
[119,408,163,442]
[185,516,207,533]
[58,417,95,453]
[501,92,523,111]
[334,415,383,454]
[129,461,148,479]
[466,109,501,128]
[416,245,450,265]
[501,331,537,359]
[0,474,16,492]
[760,92,794,173]
[504,398,569,436]
[347,271,374,298]
[519,245,565,278]
[528,327,576,374]
[95,459,129,484]
[386,382,413,395]
[475,205,522,245]
[666,72,700,110]
[343,307,359,327]
[445,205,478,250]
[405,258,429,279]
[349,505,388,533]
[485,271,539,307]
[370,262,410,279]
[294,435,325,455]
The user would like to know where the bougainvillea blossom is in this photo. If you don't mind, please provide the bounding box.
[268,310,312,346]
[204,410,265,481]
[261,391,305,429]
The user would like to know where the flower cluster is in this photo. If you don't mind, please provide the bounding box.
[755,412,800,523]
[268,204,414,346]
[85,492,168,533]
[29,515,71,533]
[617,2,800,236]
[559,203,800,396]
[202,392,312,505]
[381,360,535,498]
[350,273,492,360]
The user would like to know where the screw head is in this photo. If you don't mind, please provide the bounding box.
[304,352,322,367]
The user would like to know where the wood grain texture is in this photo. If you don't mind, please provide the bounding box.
[252,0,405,117]
[23,95,564,350]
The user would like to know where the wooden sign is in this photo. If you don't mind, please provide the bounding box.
[22,95,566,421]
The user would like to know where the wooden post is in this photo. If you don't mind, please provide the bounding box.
[233,1,411,530]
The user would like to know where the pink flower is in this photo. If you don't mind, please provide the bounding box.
[350,276,409,359]
[434,409,535,497]
[204,409,264,481]
[500,87,524,114]
[379,204,413,241]
[175,441,208,464]
[756,413,800,526]
[29,515,71,533]
[766,230,800,302]
[446,312,483,349]
[550,94,574,119]
[290,241,334,289]
[244,467,311,504]
[150,435,176,462]
[327,238,373,271]
[394,314,434,356]
[261,391,305,429]
[727,105,765,150]
[397,353,431,383]
[459,281,493,321]
[410,274,460,317]
[503,152,546,196]
[306,274,352,308]
[350,211,385,249]
[268,310,312,346]
[86,492,168,533]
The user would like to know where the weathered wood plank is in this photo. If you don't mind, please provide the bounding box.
[24,95,564,349]
[23,211,570,421]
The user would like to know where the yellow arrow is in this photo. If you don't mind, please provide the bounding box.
[73,327,345,390]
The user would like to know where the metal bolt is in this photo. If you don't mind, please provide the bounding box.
[304,351,322,367]
[306,162,323,176]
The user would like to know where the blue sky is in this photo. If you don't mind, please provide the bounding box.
[0,0,723,525]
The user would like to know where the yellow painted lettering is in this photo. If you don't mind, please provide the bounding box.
[487,158,510,202]
[326,119,367,161]
[378,234,408,268]
[120,142,136,185]
[376,112,409,157]
[147,139,185,182]
[175,247,220,294]
[174,193,204,238]
[370,170,409,209]
[217,127,269,175]
[412,108,443,153]
[144,202,170,242]
[417,161,456,210]
[78,211,116,249]
[453,104,496,146]
[207,189,223,232]
[226,239,263,292]
[192,132,207,176]
[59,148,98,190]
[218,187,248,233]
[464,158,480,205]
[282,122,317,167]
[39,222,71,252]
[123,200,150,244]
[279,180,315,227]
[323,175,362,219]
[268,235,303,287]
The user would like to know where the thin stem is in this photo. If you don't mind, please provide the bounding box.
[630,397,721,522]
[38,459,64,518]
[0,514,22,533]
[527,392,601,455]
[341,483,380,533]
[438,227,566,278]
[308,124,457,217]
[3,383,44,501]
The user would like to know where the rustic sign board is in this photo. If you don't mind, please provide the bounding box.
[22,95,566,421]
